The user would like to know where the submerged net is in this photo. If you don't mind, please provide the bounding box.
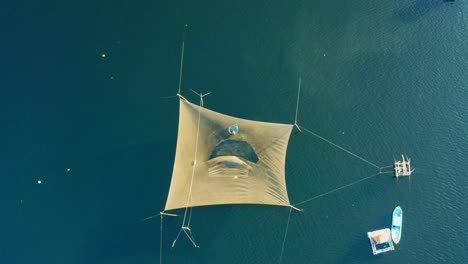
[164,99,293,211]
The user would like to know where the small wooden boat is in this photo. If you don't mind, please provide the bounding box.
[391,206,403,244]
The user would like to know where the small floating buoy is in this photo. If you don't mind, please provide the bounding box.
[37,180,42,184]
[228,124,239,135]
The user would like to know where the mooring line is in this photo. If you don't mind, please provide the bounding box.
[177,24,187,95]
[294,173,382,207]
[299,125,381,170]
[279,207,293,263]
[160,215,163,264]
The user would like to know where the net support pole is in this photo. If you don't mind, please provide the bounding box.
[182,227,199,248]
[294,77,302,133]
[290,205,303,212]
[160,212,179,217]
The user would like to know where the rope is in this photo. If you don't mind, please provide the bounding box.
[379,171,394,174]
[177,24,187,94]
[160,215,163,264]
[140,213,160,222]
[294,78,301,124]
[172,94,203,248]
[160,95,179,99]
[185,92,210,229]
[409,171,412,191]
[294,173,382,207]
[181,97,202,227]
[299,125,381,170]
[279,207,293,263]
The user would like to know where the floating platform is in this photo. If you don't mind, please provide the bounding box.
[367,228,395,255]
[394,155,414,177]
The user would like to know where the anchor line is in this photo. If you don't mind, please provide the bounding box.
[298,125,381,170]
[279,207,293,263]
[294,173,383,208]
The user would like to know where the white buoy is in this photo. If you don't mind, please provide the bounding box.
[37,180,42,184]
[101,53,106,58]
[66,168,71,172]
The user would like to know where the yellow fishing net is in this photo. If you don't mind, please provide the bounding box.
[164,99,293,211]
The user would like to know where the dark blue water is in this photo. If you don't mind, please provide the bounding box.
[2,0,468,263]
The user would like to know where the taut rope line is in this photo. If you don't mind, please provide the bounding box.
[160,215,163,264]
[294,173,382,207]
[299,125,381,170]
[177,24,187,95]
[279,207,293,263]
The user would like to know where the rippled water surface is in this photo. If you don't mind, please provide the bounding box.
[3,0,468,263]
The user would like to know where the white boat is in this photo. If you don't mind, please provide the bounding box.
[391,206,403,244]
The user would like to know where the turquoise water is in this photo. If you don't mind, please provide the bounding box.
[3,0,468,263]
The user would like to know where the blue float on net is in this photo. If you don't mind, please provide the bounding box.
[228,124,239,135]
